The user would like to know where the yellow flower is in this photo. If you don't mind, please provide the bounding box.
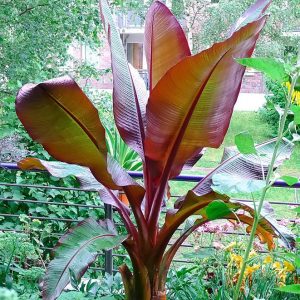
[230,253,243,268]
[283,261,295,272]
[263,255,273,264]
[285,81,300,105]
[244,264,260,277]
[273,261,282,270]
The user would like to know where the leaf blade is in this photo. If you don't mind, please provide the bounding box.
[99,0,146,159]
[15,76,117,189]
[144,1,191,90]
[42,218,127,300]
[145,17,268,183]
[236,57,289,83]
[229,0,271,35]
[235,131,257,155]
[276,284,300,295]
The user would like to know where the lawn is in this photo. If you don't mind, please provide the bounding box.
[170,111,300,218]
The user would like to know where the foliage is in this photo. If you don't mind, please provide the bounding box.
[0,288,19,300]
[0,0,102,97]
[166,243,299,299]
[0,231,44,299]
[192,0,300,57]
[227,51,300,298]
[105,126,142,171]
[42,218,126,299]
[66,272,124,299]
[259,79,297,135]
[14,0,295,299]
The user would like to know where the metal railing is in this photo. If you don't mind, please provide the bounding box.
[0,162,299,275]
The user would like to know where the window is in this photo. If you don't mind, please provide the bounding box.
[127,43,143,69]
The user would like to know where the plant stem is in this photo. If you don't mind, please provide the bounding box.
[233,70,299,299]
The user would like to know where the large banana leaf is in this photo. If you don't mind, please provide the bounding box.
[145,17,267,186]
[144,1,191,90]
[192,138,293,197]
[42,218,127,300]
[183,149,206,170]
[99,0,147,159]
[160,191,294,255]
[18,157,145,208]
[229,0,271,36]
[236,201,295,249]
[15,76,117,189]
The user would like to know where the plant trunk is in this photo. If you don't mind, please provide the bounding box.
[119,262,168,300]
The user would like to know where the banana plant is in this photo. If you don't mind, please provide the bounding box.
[15,0,294,299]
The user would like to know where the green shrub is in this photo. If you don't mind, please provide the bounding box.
[259,79,294,136]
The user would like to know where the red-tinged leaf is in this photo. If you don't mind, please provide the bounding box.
[229,213,275,249]
[18,157,144,239]
[229,0,271,36]
[145,17,267,186]
[144,1,191,90]
[99,0,146,159]
[157,191,228,250]
[129,64,148,120]
[190,139,293,198]
[15,76,117,189]
[239,201,295,249]
[42,218,127,300]
[18,157,145,209]
[183,149,205,170]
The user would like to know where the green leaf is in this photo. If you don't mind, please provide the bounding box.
[291,105,300,125]
[294,206,300,214]
[295,256,300,268]
[205,200,232,220]
[43,218,127,300]
[236,58,289,83]
[280,176,299,186]
[234,132,257,154]
[276,284,300,294]
[212,174,266,195]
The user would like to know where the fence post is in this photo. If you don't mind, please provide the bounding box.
[104,203,113,275]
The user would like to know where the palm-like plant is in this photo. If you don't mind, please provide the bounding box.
[15,0,294,299]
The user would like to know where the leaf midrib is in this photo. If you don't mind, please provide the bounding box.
[39,84,103,153]
[48,232,116,298]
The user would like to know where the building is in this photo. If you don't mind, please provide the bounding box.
[70,4,267,111]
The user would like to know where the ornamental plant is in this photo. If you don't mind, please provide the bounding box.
[15,0,294,299]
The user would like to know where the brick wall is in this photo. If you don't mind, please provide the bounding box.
[89,70,265,93]
[73,41,265,94]
[240,71,265,93]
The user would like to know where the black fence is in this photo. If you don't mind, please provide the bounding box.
[0,162,299,275]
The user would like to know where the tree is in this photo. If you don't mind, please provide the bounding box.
[0,0,101,97]
[191,0,300,57]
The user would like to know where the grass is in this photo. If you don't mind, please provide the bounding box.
[170,111,300,218]
[198,111,274,168]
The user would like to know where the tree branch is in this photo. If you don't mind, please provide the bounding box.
[19,2,57,16]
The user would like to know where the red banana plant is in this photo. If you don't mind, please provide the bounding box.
[15,0,293,299]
